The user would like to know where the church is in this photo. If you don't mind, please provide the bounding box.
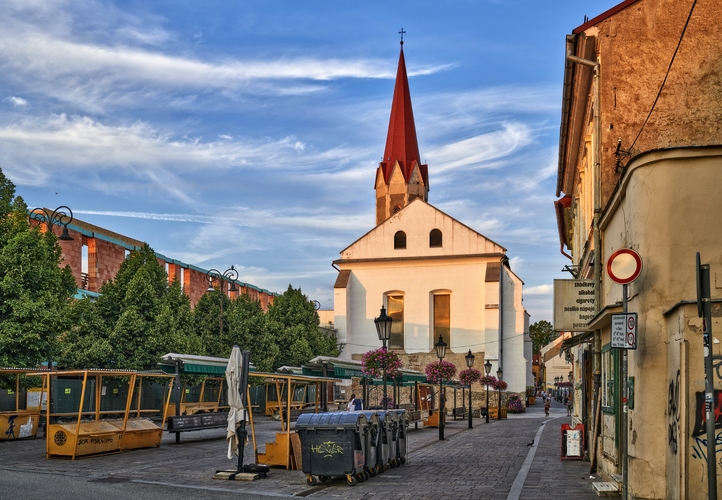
[332,41,531,396]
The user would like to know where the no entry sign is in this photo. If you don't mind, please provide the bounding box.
[607,249,643,285]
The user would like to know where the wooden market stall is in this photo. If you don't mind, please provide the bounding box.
[251,372,337,470]
[0,368,48,441]
[28,369,175,459]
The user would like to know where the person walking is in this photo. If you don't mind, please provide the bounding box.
[544,398,550,417]
[347,394,356,411]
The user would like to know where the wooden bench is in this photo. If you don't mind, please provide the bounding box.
[167,412,229,442]
[452,407,468,420]
[280,408,318,429]
[398,404,423,429]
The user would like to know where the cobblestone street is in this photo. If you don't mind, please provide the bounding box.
[0,399,600,499]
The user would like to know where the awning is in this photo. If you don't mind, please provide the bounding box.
[560,330,595,352]
[159,353,255,376]
[302,356,427,385]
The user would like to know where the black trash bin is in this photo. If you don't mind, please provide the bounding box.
[375,411,394,472]
[359,411,380,476]
[393,409,409,465]
[384,410,401,467]
[296,412,368,486]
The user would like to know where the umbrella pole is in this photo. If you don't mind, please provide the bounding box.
[247,386,258,463]
[233,350,251,476]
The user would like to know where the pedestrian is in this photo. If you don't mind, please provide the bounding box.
[347,394,356,411]
[353,396,363,411]
[567,399,573,416]
[544,398,550,417]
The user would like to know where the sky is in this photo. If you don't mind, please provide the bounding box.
[0,0,621,323]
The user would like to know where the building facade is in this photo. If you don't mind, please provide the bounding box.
[334,42,530,397]
[554,1,722,498]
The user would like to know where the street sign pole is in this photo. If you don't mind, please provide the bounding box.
[697,252,717,500]
[621,283,628,500]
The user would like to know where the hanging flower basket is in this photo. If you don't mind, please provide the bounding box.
[361,348,404,379]
[459,367,481,386]
[425,360,457,384]
[494,379,508,391]
[479,375,498,388]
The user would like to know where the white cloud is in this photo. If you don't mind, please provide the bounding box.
[524,284,553,295]
[7,96,28,106]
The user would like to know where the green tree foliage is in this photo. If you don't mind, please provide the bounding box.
[0,169,76,367]
[225,294,278,372]
[58,245,200,370]
[192,289,232,358]
[529,320,557,354]
[265,285,339,369]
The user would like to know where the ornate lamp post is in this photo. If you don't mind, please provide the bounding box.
[435,335,447,441]
[484,359,492,423]
[206,266,239,340]
[374,306,393,409]
[29,206,74,241]
[496,368,503,421]
[465,349,475,429]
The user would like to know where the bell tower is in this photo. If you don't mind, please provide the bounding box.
[375,39,428,226]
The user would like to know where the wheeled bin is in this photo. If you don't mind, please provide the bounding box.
[384,411,401,467]
[359,411,380,477]
[393,409,409,465]
[296,412,368,486]
[375,411,394,472]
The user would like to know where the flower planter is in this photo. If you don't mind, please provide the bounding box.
[488,407,507,420]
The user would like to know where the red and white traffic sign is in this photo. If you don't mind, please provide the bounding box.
[612,313,637,349]
[607,248,643,285]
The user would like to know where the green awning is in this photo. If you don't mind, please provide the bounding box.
[159,353,255,376]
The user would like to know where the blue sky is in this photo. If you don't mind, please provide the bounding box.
[0,0,620,322]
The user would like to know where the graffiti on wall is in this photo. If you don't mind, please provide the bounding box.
[668,370,680,454]
[692,390,722,437]
[691,430,722,470]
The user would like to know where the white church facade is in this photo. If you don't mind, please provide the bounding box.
[332,41,531,394]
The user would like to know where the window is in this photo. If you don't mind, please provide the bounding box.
[433,294,450,348]
[601,344,617,412]
[429,229,442,248]
[394,231,406,249]
[387,295,404,350]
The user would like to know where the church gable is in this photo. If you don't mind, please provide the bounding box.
[341,199,506,261]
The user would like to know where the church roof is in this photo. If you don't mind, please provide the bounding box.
[379,43,428,186]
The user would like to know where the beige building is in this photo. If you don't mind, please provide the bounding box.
[333,42,531,401]
[555,0,722,498]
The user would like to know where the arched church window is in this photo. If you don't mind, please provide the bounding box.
[430,229,442,248]
[394,231,406,249]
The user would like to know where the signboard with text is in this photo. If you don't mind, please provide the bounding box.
[553,279,595,331]
[611,313,637,349]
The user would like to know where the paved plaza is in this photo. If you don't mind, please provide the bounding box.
[0,398,603,499]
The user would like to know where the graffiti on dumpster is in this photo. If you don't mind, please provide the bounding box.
[311,441,344,458]
[668,370,680,454]
[78,437,114,445]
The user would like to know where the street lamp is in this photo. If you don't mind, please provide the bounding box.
[29,206,74,241]
[484,359,492,423]
[496,368,503,421]
[206,266,239,340]
[435,335,447,441]
[374,306,393,409]
[465,349,475,429]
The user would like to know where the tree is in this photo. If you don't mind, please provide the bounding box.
[225,294,278,372]
[265,285,339,369]
[529,320,557,354]
[58,244,200,370]
[0,169,76,368]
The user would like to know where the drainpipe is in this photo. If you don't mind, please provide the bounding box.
[566,37,604,476]
[498,256,508,375]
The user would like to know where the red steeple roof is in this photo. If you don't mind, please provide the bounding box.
[380,44,427,185]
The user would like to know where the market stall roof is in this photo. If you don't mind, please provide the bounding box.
[303,356,427,385]
[159,353,255,376]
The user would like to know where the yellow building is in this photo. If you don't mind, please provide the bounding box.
[555,1,722,498]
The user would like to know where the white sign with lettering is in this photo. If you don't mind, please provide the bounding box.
[553,279,596,332]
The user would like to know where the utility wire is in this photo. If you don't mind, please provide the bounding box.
[629,0,698,151]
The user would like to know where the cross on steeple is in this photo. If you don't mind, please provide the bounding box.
[399,28,406,45]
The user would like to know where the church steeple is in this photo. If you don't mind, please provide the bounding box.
[375,40,429,226]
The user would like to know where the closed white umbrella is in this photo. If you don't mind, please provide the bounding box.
[226,345,247,460]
